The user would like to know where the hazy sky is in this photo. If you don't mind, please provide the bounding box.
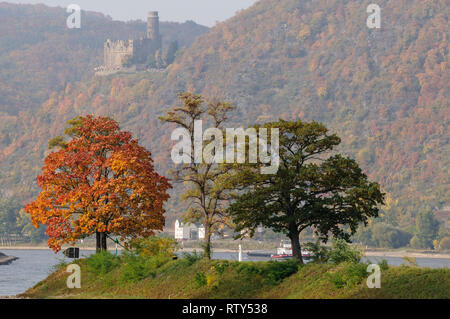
[3,0,259,26]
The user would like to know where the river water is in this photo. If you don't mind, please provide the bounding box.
[1,249,449,296]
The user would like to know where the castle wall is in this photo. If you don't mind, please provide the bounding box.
[133,38,161,64]
[104,39,134,69]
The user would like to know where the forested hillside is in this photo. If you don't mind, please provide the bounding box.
[0,3,209,240]
[0,3,208,115]
[0,0,448,245]
[161,0,449,223]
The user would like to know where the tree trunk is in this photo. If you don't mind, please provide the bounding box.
[102,232,107,251]
[203,224,211,260]
[96,232,100,252]
[96,231,107,253]
[289,223,304,265]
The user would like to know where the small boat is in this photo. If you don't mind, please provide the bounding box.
[270,240,312,259]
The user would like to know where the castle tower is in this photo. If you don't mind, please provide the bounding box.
[147,11,161,49]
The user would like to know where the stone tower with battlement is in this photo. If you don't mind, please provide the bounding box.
[102,11,162,70]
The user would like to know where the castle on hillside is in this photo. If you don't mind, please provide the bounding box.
[98,11,162,73]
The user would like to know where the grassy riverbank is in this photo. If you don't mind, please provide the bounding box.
[21,256,450,299]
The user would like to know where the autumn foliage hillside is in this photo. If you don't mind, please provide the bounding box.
[0,3,208,116]
[160,0,449,225]
[0,0,448,234]
[0,3,207,214]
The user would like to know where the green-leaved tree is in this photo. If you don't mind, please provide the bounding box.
[159,92,236,259]
[227,120,385,264]
[410,209,440,249]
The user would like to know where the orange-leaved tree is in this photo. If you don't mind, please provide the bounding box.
[25,115,171,252]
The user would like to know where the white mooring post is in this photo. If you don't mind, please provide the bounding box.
[238,244,242,262]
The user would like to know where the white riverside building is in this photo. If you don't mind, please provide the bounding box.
[174,220,205,241]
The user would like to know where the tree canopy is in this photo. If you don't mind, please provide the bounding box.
[159,92,236,259]
[227,120,385,263]
[410,209,440,249]
[25,116,171,252]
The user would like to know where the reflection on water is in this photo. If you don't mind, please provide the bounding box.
[0,249,448,296]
